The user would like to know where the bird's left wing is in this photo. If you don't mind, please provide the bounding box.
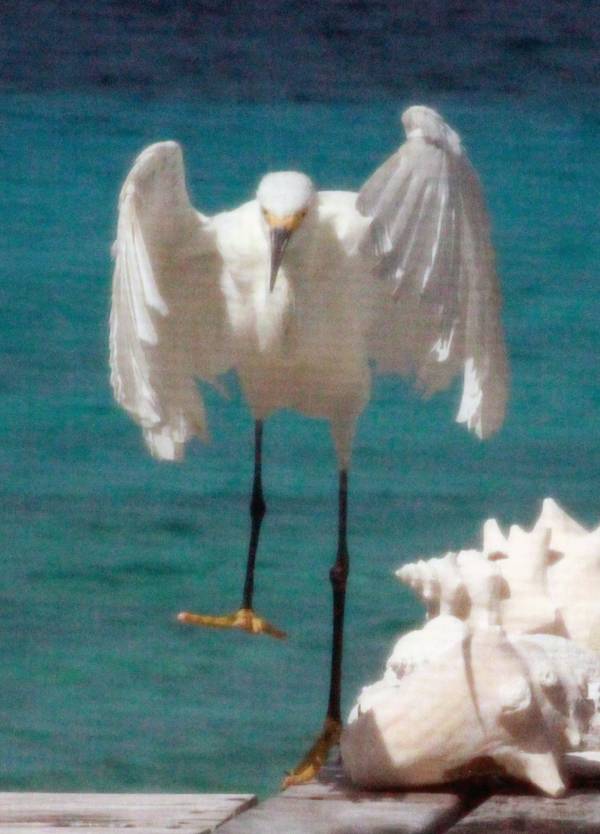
[358,106,508,439]
[110,142,230,461]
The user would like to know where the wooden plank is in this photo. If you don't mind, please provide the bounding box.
[446,790,600,834]
[0,792,256,833]
[217,764,465,834]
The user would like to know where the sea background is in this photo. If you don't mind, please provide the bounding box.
[1,0,599,798]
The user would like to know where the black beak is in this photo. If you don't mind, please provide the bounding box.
[269,226,292,292]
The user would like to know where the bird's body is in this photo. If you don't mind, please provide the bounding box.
[214,190,372,463]
[118,177,374,463]
[109,106,508,784]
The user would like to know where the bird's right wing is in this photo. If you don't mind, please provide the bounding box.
[109,142,230,461]
[358,106,508,439]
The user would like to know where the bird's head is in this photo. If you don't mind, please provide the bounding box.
[256,171,315,291]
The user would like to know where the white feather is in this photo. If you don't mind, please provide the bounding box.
[110,108,508,467]
[358,105,508,439]
[109,142,226,460]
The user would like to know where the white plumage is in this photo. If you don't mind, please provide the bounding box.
[109,105,509,784]
[110,105,507,467]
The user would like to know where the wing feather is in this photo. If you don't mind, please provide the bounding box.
[109,142,230,461]
[360,106,508,438]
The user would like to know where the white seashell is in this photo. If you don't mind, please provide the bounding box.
[482,517,509,557]
[456,550,505,628]
[511,634,600,750]
[497,525,561,636]
[434,553,468,617]
[385,615,467,679]
[537,497,588,540]
[343,500,600,796]
[341,627,589,796]
[395,498,600,650]
[547,527,600,650]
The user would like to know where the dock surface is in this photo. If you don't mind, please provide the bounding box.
[218,764,465,834]
[218,763,600,834]
[0,791,255,833]
[3,765,600,833]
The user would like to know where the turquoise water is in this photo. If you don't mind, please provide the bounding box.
[1,21,600,799]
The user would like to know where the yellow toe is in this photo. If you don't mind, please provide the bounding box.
[177,607,286,639]
[282,717,342,788]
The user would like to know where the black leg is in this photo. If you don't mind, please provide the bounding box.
[242,420,266,611]
[178,419,283,638]
[282,469,348,786]
[327,469,349,724]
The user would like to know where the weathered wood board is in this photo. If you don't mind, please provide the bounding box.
[0,791,255,833]
[3,768,599,833]
[446,789,600,834]
[216,764,466,834]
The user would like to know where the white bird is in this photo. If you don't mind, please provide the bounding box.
[109,105,508,785]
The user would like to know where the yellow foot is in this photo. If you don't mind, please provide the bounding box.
[282,717,342,788]
[177,607,286,639]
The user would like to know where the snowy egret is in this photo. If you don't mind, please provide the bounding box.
[109,105,508,784]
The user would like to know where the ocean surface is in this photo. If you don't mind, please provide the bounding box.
[1,1,599,799]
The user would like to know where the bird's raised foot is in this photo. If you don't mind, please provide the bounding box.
[177,607,286,639]
[282,716,342,788]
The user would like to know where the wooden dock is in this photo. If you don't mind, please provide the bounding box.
[0,791,255,833]
[217,763,600,834]
[2,764,600,833]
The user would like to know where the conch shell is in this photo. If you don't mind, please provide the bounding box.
[396,498,600,648]
[341,499,600,796]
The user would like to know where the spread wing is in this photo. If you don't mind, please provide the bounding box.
[359,106,508,438]
[109,142,230,461]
